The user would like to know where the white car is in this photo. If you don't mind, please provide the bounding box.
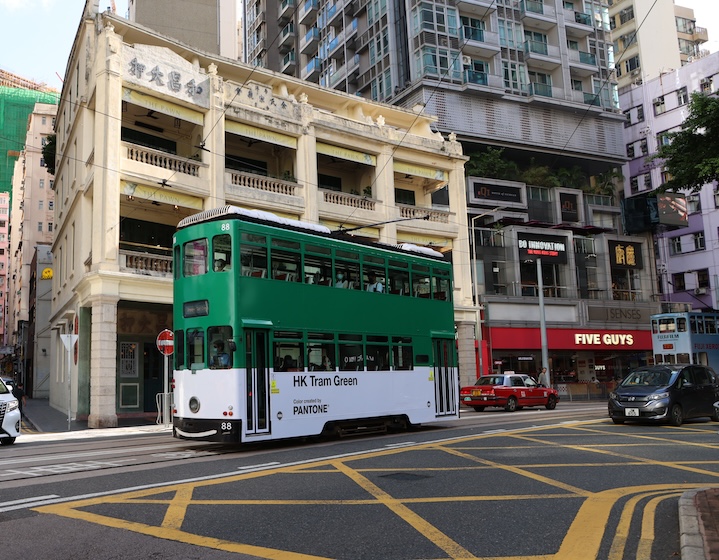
[0,379,20,445]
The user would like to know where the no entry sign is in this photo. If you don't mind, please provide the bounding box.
[156,329,174,356]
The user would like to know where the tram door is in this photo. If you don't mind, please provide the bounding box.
[433,338,458,416]
[244,330,270,435]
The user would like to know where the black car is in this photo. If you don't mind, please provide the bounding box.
[608,365,719,426]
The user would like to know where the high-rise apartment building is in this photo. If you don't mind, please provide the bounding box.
[243,1,661,383]
[8,103,57,395]
[620,53,719,310]
[610,0,708,89]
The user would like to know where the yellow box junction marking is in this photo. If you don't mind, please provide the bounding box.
[34,421,719,560]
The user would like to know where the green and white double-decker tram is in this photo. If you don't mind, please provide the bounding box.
[172,206,458,443]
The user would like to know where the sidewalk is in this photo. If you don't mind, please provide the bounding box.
[21,397,167,435]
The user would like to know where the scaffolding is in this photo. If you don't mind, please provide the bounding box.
[0,84,59,196]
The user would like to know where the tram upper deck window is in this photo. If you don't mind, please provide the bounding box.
[212,234,232,272]
[413,265,431,298]
[240,233,267,278]
[336,249,359,290]
[271,238,301,282]
[388,260,410,296]
[706,317,718,334]
[658,318,677,333]
[304,244,331,285]
[433,268,451,301]
[184,239,208,277]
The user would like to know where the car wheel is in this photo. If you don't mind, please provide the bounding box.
[669,404,683,427]
[505,397,518,412]
[472,406,485,412]
[545,395,557,410]
[611,418,624,425]
[0,437,15,446]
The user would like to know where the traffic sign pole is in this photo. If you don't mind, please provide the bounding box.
[156,330,174,426]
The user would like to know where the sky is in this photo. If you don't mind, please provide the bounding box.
[0,0,717,91]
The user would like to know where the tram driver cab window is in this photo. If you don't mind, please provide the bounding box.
[208,326,233,369]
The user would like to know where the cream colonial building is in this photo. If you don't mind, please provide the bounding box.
[51,2,473,427]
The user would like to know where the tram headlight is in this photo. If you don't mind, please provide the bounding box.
[189,397,201,413]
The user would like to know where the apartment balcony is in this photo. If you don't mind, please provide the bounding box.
[568,49,598,77]
[225,170,305,214]
[461,27,501,58]
[302,57,321,80]
[517,0,557,31]
[120,249,173,279]
[456,0,497,15]
[344,17,359,49]
[528,82,560,98]
[523,40,562,70]
[301,27,320,54]
[463,69,504,89]
[695,27,709,43]
[279,0,295,22]
[571,89,603,107]
[281,50,297,73]
[122,142,207,191]
[299,0,319,25]
[279,23,295,53]
[564,9,594,38]
[324,2,342,27]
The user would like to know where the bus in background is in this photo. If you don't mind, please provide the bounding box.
[651,311,719,367]
[172,206,458,443]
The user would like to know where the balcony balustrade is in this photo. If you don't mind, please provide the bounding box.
[397,204,450,224]
[125,144,201,177]
[120,249,173,278]
[322,189,376,210]
[229,170,300,196]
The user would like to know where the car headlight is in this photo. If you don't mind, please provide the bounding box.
[7,399,18,412]
[649,391,670,401]
[609,392,617,400]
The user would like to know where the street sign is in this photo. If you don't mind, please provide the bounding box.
[156,329,174,356]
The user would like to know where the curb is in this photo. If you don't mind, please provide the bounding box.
[680,488,708,560]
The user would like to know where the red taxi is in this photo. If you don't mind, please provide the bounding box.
[460,373,559,412]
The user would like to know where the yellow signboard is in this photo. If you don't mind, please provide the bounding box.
[394,161,448,182]
[316,143,377,166]
[121,181,204,210]
[226,121,297,149]
[122,88,204,125]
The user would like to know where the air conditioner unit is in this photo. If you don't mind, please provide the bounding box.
[630,69,640,77]
[694,287,707,295]
[461,56,472,66]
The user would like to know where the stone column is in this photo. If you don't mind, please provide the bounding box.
[88,295,120,428]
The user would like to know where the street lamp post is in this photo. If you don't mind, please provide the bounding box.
[536,258,550,385]
[469,207,504,377]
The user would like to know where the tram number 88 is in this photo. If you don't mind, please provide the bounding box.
[220,422,233,431]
